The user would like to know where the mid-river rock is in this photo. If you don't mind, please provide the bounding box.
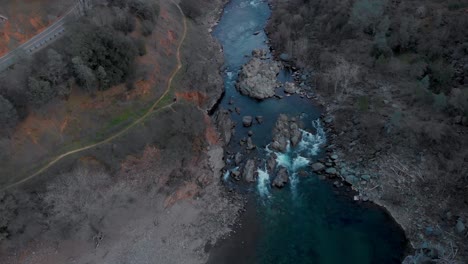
[236,54,281,99]
[242,116,253,127]
[272,167,289,188]
[243,159,257,182]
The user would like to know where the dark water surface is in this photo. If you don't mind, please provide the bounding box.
[208,0,407,263]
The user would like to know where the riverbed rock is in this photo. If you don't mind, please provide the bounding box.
[231,170,241,180]
[345,175,359,185]
[236,56,281,100]
[279,53,291,62]
[234,152,243,166]
[325,167,337,175]
[311,162,325,172]
[290,122,302,147]
[272,167,289,188]
[242,116,253,127]
[456,218,466,234]
[243,159,257,182]
[284,82,298,94]
[246,137,256,150]
[361,174,371,181]
[267,154,277,174]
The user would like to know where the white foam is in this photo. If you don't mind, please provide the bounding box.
[292,156,310,171]
[259,119,326,197]
[298,119,326,156]
[223,170,230,181]
[257,167,271,197]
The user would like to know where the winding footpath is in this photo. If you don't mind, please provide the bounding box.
[0,2,187,191]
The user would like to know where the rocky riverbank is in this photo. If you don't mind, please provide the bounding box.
[265,0,468,261]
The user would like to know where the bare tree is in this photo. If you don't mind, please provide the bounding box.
[326,56,360,100]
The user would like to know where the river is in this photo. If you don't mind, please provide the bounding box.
[207,0,408,263]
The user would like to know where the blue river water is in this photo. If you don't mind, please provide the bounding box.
[207,0,408,263]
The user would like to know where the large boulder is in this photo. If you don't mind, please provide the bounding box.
[236,57,281,100]
[272,166,289,188]
[243,159,257,182]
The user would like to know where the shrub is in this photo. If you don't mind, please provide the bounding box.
[432,93,448,111]
[26,77,55,107]
[67,22,138,88]
[141,20,155,36]
[430,60,454,93]
[0,95,18,131]
[180,0,202,20]
[134,37,147,56]
[112,10,136,34]
[128,0,159,22]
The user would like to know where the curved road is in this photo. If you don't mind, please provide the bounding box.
[0,5,79,72]
[0,1,187,191]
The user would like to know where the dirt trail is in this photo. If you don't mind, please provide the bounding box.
[0,1,188,192]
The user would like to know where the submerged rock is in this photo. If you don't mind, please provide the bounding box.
[272,167,289,188]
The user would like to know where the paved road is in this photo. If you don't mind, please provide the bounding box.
[0,5,78,72]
